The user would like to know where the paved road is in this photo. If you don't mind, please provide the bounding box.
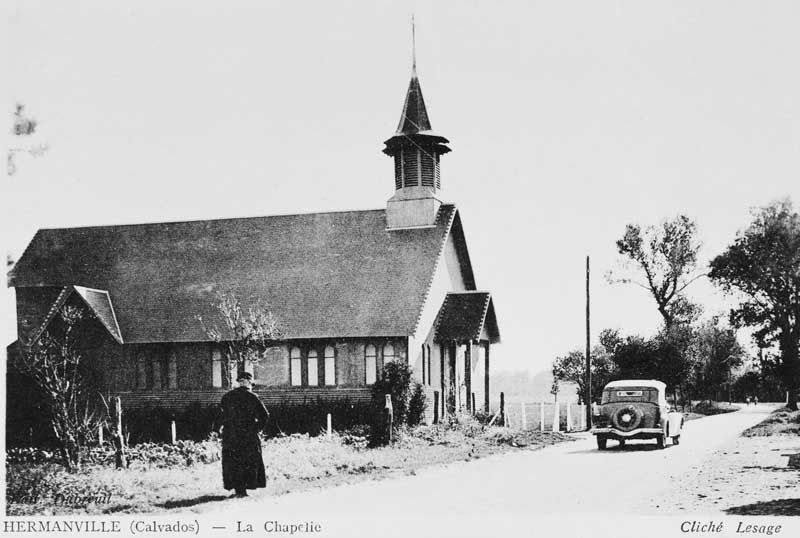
[205,404,772,519]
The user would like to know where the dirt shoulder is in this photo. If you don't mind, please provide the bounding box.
[652,405,800,515]
[6,422,574,516]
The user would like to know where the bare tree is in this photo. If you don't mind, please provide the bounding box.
[198,292,283,387]
[12,305,106,470]
[609,215,705,328]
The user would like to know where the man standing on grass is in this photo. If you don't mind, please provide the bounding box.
[217,371,269,497]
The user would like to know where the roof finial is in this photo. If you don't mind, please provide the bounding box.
[411,14,417,74]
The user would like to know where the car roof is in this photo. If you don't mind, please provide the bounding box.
[604,379,666,391]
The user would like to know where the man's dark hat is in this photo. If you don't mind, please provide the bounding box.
[237,371,253,381]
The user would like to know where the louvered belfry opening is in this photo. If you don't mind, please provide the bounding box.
[383,68,450,194]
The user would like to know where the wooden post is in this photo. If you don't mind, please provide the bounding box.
[383,394,393,445]
[521,402,527,430]
[113,396,127,469]
[440,344,446,420]
[98,424,104,445]
[465,342,472,413]
[327,413,332,438]
[585,255,592,431]
[566,403,572,432]
[552,401,560,433]
[484,343,490,414]
[433,391,440,424]
[499,392,505,427]
[171,420,177,444]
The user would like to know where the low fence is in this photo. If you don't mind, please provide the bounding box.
[502,401,587,432]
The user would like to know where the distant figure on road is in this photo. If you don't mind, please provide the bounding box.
[746,396,751,406]
[216,371,269,497]
[753,396,759,406]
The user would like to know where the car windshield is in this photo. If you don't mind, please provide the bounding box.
[601,387,659,404]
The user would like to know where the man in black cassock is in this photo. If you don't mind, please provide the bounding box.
[217,371,269,497]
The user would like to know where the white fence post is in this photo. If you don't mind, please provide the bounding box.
[327,413,332,438]
[170,420,177,444]
[98,424,104,445]
[552,401,560,433]
[521,402,527,430]
[566,403,572,432]
[540,402,545,432]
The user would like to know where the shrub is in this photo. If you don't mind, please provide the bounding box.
[407,382,427,426]
[371,361,413,425]
[265,398,375,437]
[122,406,175,444]
[6,439,221,469]
[694,400,739,416]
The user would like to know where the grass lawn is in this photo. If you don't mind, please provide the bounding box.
[6,422,574,516]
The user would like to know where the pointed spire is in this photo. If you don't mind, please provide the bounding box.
[396,16,432,135]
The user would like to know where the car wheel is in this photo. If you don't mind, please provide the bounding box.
[672,435,680,446]
[596,436,607,450]
[656,435,665,449]
[618,439,626,448]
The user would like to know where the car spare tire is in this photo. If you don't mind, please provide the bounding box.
[611,405,643,432]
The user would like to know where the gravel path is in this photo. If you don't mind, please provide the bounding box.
[651,405,799,515]
[203,403,776,519]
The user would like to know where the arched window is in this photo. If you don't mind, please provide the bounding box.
[152,358,162,390]
[307,349,319,386]
[290,347,302,386]
[136,352,147,389]
[426,344,432,385]
[365,344,377,385]
[324,346,336,386]
[167,353,178,389]
[383,343,395,364]
[421,344,426,386]
[211,350,222,388]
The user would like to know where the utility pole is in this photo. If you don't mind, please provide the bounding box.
[585,256,592,430]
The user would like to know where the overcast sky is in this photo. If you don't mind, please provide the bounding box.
[3,0,799,375]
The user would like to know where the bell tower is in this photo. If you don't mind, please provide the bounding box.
[383,23,451,229]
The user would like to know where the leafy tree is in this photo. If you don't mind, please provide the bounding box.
[709,199,800,409]
[686,318,746,401]
[607,334,656,380]
[551,345,616,404]
[610,215,704,328]
[198,291,282,387]
[12,305,105,470]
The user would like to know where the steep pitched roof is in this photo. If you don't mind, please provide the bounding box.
[435,291,500,344]
[26,286,123,345]
[9,205,468,343]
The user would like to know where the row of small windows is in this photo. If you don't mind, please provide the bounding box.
[365,343,395,385]
[136,354,177,390]
[135,343,400,390]
[290,346,336,387]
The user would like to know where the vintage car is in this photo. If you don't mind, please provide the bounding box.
[591,379,684,450]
